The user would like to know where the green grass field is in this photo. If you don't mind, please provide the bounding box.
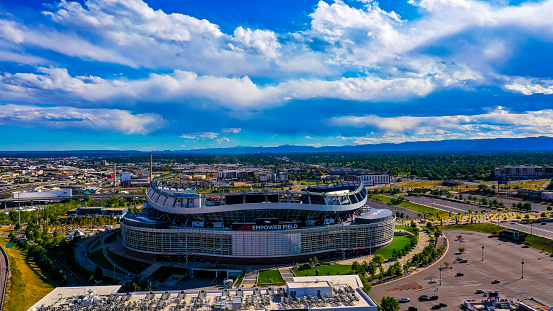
[292,264,352,277]
[370,194,392,203]
[374,235,412,260]
[106,249,150,274]
[441,223,505,234]
[525,235,553,254]
[88,249,125,274]
[1,237,57,311]
[395,225,410,231]
[149,266,191,282]
[257,270,284,285]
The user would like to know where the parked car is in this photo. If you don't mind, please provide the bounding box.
[456,257,463,261]
[456,272,464,277]
[430,295,439,300]
[419,295,430,301]
[459,259,468,263]
[399,298,410,303]
[408,307,418,311]
[429,280,437,284]
[492,280,500,284]
[439,303,448,307]
[476,289,484,294]
[431,305,442,310]
[541,222,546,225]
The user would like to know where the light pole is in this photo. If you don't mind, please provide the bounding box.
[521,259,524,279]
[438,267,443,285]
[482,245,484,261]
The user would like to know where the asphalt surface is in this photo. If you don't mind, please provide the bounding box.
[0,246,7,309]
[370,231,553,309]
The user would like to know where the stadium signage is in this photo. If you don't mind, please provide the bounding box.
[232,220,301,231]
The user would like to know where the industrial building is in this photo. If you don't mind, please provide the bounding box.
[28,275,378,311]
[121,177,394,264]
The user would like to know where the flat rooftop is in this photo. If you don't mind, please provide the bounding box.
[28,276,377,311]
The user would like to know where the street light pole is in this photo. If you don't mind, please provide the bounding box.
[482,245,484,261]
[521,259,524,279]
[438,267,443,285]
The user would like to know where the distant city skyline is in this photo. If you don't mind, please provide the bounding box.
[1,0,553,150]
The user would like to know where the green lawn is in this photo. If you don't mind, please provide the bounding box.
[370,194,393,203]
[441,223,505,234]
[374,235,412,260]
[395,225,410,231]
[257,270,284,285]
[525,235,553,254]
[292,264,352,277]
[149,266,191,282]
[88,249,125,274]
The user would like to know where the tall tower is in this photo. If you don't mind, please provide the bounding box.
[149,154,153,182]
[113,163,117,187]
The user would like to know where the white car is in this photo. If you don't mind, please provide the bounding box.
[398,298,410,303]
[429,280,437,284]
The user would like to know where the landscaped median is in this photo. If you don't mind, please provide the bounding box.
[370,194,449,217]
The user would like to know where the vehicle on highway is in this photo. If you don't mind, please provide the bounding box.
[430,295,439,300]
[419,295,430,301]
[429,279,437,283]
[408,307,418,311]
[492,280,500,284]
[439,303,448,307]
[431,305,442,310]
[456,272,464,277]
[398,298,410,303]
[475,289,484,294]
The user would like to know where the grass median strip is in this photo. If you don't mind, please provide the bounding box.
[370,195,449,217]
[440,223,505,234]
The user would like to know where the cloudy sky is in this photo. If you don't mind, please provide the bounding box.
[1,0,553,150]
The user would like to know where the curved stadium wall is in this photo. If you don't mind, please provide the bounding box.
[121,179,395,264]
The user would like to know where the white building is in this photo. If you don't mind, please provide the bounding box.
[358,174,390,185]
[12,189,72,199]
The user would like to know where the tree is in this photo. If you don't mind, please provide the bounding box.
[381,296,400,311]
[372,254,385,268]
[458,247,465,253]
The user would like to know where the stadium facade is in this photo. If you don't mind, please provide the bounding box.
[121,178,394,263]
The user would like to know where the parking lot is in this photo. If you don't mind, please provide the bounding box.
[370,230,553,309]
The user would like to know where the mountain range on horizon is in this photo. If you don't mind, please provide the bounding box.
[2,136,553,156]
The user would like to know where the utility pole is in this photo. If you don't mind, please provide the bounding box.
[438,267,443,285]
[521,259,524,279]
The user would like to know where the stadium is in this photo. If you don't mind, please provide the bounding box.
[121,177,395,264]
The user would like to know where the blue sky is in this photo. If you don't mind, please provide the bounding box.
[1,0,553,150]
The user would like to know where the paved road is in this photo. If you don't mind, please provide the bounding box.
[0,246,8,310]
[500,221,553,240]
[370,231,553,308]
